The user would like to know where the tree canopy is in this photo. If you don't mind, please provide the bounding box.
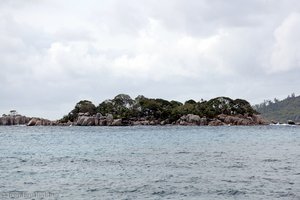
[254,93,300,123]
[60,94,257,123]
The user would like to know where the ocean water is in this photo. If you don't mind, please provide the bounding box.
[0,125,299,200]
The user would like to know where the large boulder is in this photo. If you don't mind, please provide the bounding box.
[27,118,51,126]
[133,121,142,125]
[111,119,123,126]
[106,114,114,125]
[14,116,26,125]
[252,115,269,125]
[76,116,86,125]
[95,113,102,119]
[186,114,201,124]
[99,119,107,126]
[0,116,10,125]
[0,115,51,126]
[208,119,225,126]
[236,118,252,125]
[9,116,15,125]
[150,120,160,125]
[83,112,90,116]
[64,121,73,126]
[178,114,202,125]
[27,118,37,126]
[35,120,42,126]
[78,112,85,116]
[225,116,241,125]
[217,114,259,125]
[95,113,103,126]
[199,117,208,125]
[138,120,150,125]
[94,118,99,126]
[87,118,95,126]
[41,119,51,126]
[76,116,95,126]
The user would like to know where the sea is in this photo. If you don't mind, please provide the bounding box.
[0,125,299,200]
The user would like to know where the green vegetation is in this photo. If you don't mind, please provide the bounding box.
[60,94,257,123]
[254,93,300,123]
[60,100,96,123]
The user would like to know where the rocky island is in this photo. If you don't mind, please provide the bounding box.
[0,111,53,126]
[0,94,269,126]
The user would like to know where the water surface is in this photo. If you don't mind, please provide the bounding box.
[0,126,299,199]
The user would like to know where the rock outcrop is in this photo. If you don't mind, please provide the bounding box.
[0,115,31,125]
[287,120,295,125]
[74,113,119,126]
[216,114,269,125]
[0,113,57,126]
[176,114,208,125]
[208,119,225,126]
[76,116,94,126]
[0,112,270,127]
[111,119,123,126]
[27,118,52,126]
[55,112,270,127]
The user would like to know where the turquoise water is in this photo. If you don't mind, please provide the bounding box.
[0,126,299,199]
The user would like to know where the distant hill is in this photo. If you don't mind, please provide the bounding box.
[254,93,300,123]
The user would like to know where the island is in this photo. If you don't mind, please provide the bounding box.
[0,94,269,126]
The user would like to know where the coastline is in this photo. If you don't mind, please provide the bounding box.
[0,113,270,127]
[3,94,298,127]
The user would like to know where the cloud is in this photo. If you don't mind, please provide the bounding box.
[270,13,300,72]
[1,0,300,119]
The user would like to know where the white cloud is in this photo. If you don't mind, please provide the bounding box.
[270,13,300,72]
[1,0,300,119]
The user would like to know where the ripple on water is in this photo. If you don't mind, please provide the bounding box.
[262,158,281,162]
[210,188,247,196]
[0,126,299,199]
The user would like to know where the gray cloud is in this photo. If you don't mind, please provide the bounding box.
[1,0,300,119]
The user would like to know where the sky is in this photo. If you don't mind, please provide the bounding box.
[1,0,300,120]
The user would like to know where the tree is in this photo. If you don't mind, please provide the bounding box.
[60,94,259,123]
[185,99,196,105]
[62,100,96,122]
[9,110,17,116]
[291,93,296,98]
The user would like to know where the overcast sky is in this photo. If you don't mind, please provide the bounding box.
[1,0,300,119]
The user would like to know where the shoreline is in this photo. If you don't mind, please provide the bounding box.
[2,95,298,127]
[0,113,272,127]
